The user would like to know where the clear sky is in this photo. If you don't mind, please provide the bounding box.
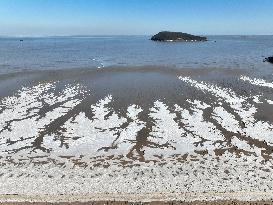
[0,0,273,36]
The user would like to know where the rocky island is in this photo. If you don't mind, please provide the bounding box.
[151,31,207,42]
[265,56,273,64]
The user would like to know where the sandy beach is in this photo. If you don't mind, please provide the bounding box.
[0,65,273,203]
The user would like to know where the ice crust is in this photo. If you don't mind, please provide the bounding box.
[1,76,273,202]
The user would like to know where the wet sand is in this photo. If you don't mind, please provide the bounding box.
[1,66,273,203]
[2,200,273,205]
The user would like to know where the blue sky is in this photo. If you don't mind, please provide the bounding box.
[0,0,273,36]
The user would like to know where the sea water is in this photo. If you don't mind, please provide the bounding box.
[0,35,273,74]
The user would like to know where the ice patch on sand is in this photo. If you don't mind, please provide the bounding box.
[179,76,273,146]
[240,76,273,89]
[1,77,273,202]
[212,106,241,133]
[267,99,273,104]
[253,95,262,104]
[145,101,187,156]
[175,100,225,154]
[44,98,145,156]
[0,83,84,154]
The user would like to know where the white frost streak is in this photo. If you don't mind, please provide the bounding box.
[176,100,225,154]
[0,83,83,153]
[146,101,193,156]
[179,76,273,145]
[267,100,273,105]
[180,77,245,108]
[240,76,273,89]
[212,106,241,133]
[241,76,273,106]
[0,83,52,133]
[44,97,145,156]
[253,95,262,104]
[113,105,145,152]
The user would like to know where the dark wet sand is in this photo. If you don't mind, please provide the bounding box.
[2,201,273,205]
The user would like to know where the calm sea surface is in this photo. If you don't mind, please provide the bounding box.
[0,35,273,74]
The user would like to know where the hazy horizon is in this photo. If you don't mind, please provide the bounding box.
[2,34,273,38]
[1,0,273,36]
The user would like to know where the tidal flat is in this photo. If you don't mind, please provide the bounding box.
[1,65,273,203]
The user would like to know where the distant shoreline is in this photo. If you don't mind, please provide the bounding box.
[1,34,273,39]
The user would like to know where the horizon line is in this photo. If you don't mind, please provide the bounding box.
[1,34,273,38]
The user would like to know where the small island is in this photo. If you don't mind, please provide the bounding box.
[265,56,273,64]
[151,31,207,42]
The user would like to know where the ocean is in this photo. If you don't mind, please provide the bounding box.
[0,35,273,74]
